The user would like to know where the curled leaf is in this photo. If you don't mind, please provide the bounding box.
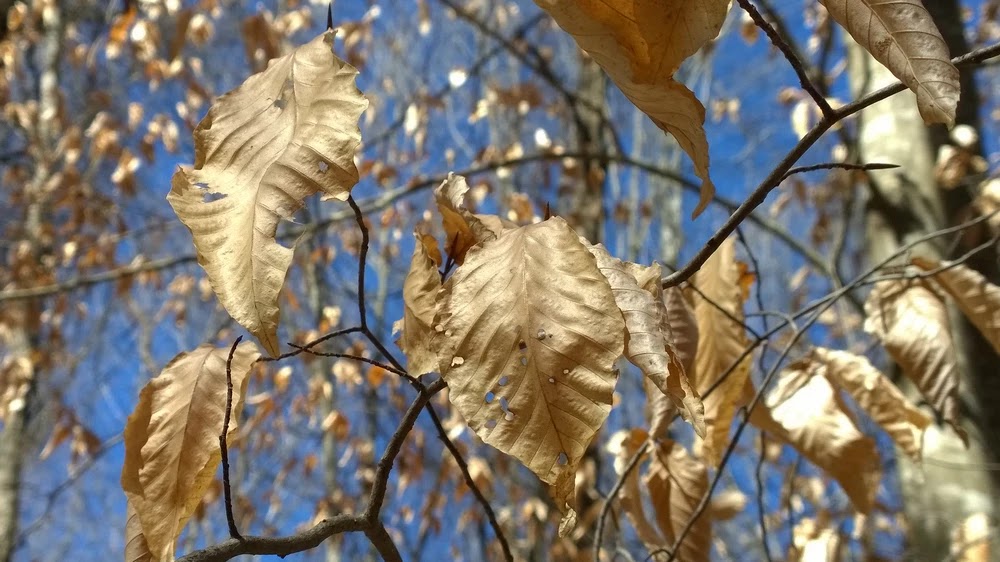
[820,0,960,125]
[752,364,881,514]
[689,237,753,466]
[864,279,968,445]
[394,233,442,376]
[913,257,1000,355]
[647,440,711,562]
[435,173,497,264]
[120,341,260,560]
[534,0,729,217]
[813,347,930,461]
[167,31,367,356]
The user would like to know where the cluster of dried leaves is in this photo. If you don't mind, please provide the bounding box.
[116,1,1000,560]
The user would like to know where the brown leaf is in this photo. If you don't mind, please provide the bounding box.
[864,279,968,444]
[709,489,747,522]
[689,238,753,466]
[167,31,367,356]
[588,251,704,437]
[120,341,260,560]
[534,0,729,217]
[646,440,711,562]
[433,217,625,512]
[646,287,700,439]
[394,233,442,376]
[819,0,960,125]
[812,347,930,461]
[913,257,1000,355]
[124,500,153,562]
[611,429,667,550]
[751,363,880,514]
[434,173,497,264]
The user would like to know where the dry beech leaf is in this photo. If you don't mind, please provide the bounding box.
[534,0,729,217]
[587,250,704,437]
[433,217,625,512]
[167,31,367,356]
[819,0,959,125]
[435,173,498,264]
[751,364,880,514]
[124,501,153,562]
[709,489,748,522]
[394,233,442,376]
[648,286,700,439]
[913,257,1000,355]
[812,347,930,461]
[612,429,667,550]
[646,440,711,562]
[790,518,841,562]
[689,237,753,466]
[120,341,260,560]
[864,279,968,444]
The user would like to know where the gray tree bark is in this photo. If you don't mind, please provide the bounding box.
[848,2,999,557]
[0,3,62,560]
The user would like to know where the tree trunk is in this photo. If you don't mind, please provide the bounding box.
[847,2,999,557]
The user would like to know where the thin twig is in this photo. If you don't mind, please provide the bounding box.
[736,0,834,117]
[662,41,1000,289]
[594,442,650,561]
[220,336,244,541]
[780,162,899,182]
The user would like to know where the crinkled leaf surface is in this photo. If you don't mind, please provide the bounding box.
[588,250,704,436]
[647,285,700,439]
[435,173,497,264]
[612,429,667,551]
[167,31,367,356]
[124,501,153,562]
[689,237,752,466]
[433,217,625,509]
[534,0,729,217]
[753,363,880,514]
[819,0,960,125]
[395,233,442,376]
[914,257,1000,355]
[864,279,967,444]
[813,347,930,461]
[121,342,260,560]
[646,440,710,562]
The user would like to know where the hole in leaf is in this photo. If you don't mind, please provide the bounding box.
[485,419,497,429]
[451,356,464,367]
[557,452,568,465]
[202,192,227,203]
[499,397,509,412]
[562,369,569,375]
[485,391,495,403]
[434,324,444,333]
[504,411,515,421]
[318,161,329,173]
[498,376,509,386]
[520,357,528,366]
[536,328,546,340]
[548,377,555,384]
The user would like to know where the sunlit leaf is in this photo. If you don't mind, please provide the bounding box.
[611,429,667,550]
[124,501,153,562]
[819,0,960,125]
[167,31,367,356]
[864,279,968,444]
[752,362,880,513]
[433,217,625,511]
[534,0,730,217]
[435,173,497,264]
[647,286,700,439]
[588,250,704,436]
[913,257,1000,355]
[394,233,442,376]
[689,237,753,466]
[120,341,260,560]
[647,440,711,562]
[813,347,930,461]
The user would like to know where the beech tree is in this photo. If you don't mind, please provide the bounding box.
[3,1,1000,561]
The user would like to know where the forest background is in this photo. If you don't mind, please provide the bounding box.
[2,0,1000,561]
